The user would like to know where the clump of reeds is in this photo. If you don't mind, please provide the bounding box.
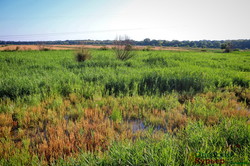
[75,47,91,62]
[113,36,134,61]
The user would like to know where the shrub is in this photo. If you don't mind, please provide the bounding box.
[113,36,134,61]
[15,46,20,51]
[99,46,109,50]
[221,42,233,53]
[43,48,50,51]
[75,47,91,62]
[38,45,50,51]
[142,46,152,51]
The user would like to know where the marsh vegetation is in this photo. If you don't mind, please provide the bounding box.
[0,48,249,165]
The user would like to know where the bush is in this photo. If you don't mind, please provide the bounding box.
[142,46,152,51]
[15,46,20,51]
[75,47,91,62]
[38,45,50,51]
[221,42,233,53]
[113,36,134,61]
[233,48,240,51]
[99,46,109,50]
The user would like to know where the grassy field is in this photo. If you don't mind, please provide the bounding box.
[0,48,249,165]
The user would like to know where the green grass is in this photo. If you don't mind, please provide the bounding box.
[0,49,249,165]
[0,50,249,100]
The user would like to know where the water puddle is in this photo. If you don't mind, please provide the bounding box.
[130,120,146,132]
[128,120,166,133]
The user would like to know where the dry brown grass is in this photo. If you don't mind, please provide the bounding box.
[222,109,250,118]
[1,89,249,164]
[165,107,188,133]
[0,45,189,51]
[0,96,157,164]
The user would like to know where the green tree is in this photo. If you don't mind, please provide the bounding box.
[143,38,151,45]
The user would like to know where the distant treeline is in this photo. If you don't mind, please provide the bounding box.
[1,39,250,49]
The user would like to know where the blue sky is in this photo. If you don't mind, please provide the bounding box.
[1,0,250,41]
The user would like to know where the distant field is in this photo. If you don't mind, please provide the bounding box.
[0,49,249,165]
[0,44,190,51]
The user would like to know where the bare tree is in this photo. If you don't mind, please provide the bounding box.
[113,35,134,61]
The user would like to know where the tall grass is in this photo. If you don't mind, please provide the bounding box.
[0,49,249,165]
[0,50,249,99]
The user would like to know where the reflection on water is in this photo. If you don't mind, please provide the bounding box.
[129,120,166,133]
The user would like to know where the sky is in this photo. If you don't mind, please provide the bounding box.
[0,0,250,41]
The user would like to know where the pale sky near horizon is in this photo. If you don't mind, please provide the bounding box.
[0,0,250,41]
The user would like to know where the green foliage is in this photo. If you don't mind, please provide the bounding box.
[0,49,249,165]
[110,108,122,123]
[138,71,209,95]
[0,50,249,99]
[104,138,179,165]
[2,39,250,49]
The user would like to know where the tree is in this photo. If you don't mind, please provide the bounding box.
[143,38,151,45]
[151,40,159,46]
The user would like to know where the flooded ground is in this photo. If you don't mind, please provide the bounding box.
[128,120,167,133]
